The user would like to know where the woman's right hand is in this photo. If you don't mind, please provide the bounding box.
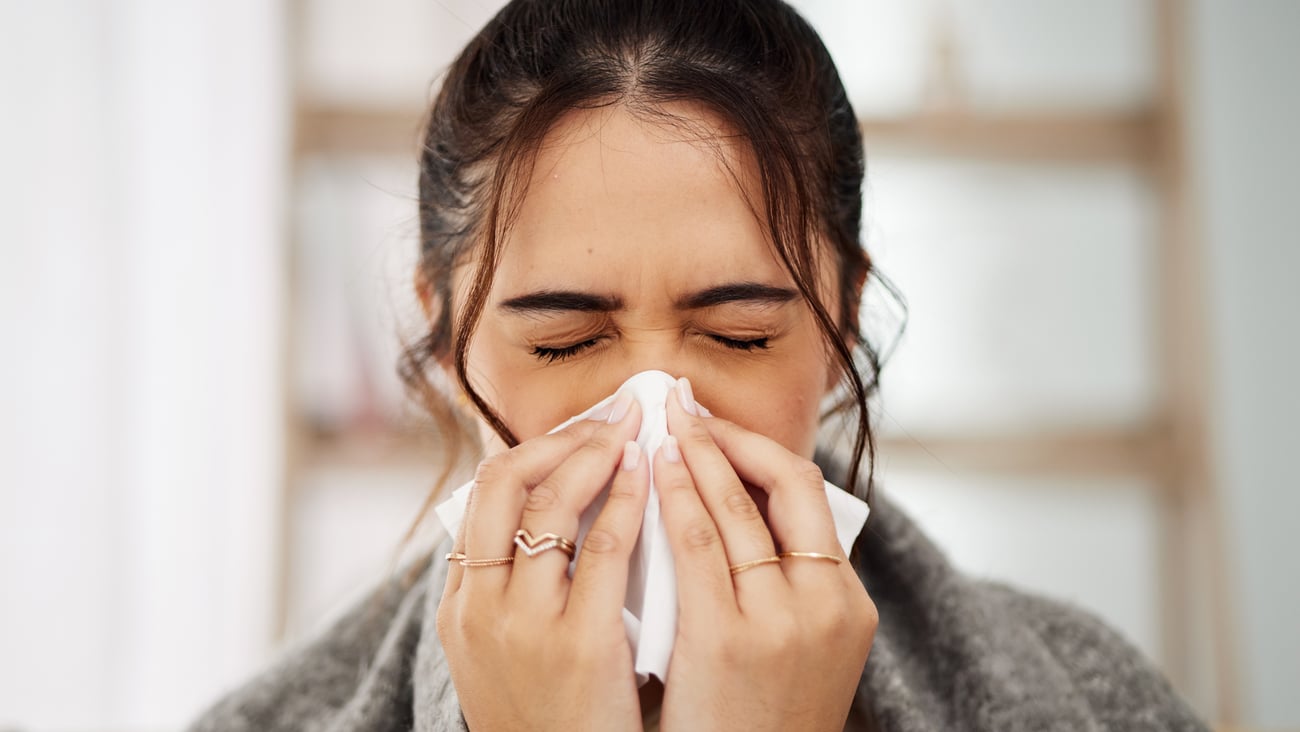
[436,390,648,731]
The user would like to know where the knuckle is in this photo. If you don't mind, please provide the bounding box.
[839,591,878,658]
[705,414,735,433]
[758,613,800,656]
[793,460,826,490]
[607,473,640,501]
[814,598,851,638]
[659,468,694,495]
[710,417,742,441]
[473,453,512,485]
[556,417,599,438]
[450,604,485,644]
[580,527,623,556]
[683,519,721,551]
[722,489,761,520]
[434,602,456,641]
[500,614,533,652]
[738,611,795,660]
[860,599,880,654]
[857,590,880,629]
[682,419,713,444]
[523,482,562,514]
[527,428,584,465]
[550,425,588,451]
[716,630,748,665]
[580,431,616,455]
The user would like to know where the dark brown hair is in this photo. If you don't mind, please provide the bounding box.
[395,0,905,554]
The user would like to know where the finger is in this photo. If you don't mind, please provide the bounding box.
[653,435,738,619]
[443,497,471,595]
[459,410,625,594]
[699,417,850,583]
[665,378,784,603]
[507,398,643,605]
[567,440,650,624]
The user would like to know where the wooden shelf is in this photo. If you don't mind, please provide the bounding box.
[292,418,1170,481]
[871,426,1171,479]
[860,109,1156,163]
[294,103,1157,164]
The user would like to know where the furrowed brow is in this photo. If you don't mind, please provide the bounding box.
[675,282,799,310]
[497,290,623,315]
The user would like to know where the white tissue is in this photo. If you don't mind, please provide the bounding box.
[433,369,870,686]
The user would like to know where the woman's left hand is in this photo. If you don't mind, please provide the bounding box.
[654,379,877,732]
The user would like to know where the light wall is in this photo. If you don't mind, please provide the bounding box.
[1186,0,1300,725]
[0,2,289,729]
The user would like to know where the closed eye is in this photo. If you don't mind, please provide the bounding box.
[530,334,771,363]
[530,338,604,363]
[709,335,770,351]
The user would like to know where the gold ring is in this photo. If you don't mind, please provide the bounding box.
[778,551,844,564]
[447,553,515,567]
[728,555,782,575]
[514,529,578,559]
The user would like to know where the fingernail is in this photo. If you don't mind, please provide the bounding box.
[621,441,640,471]
[607,389,636,424]
[695,402,713,418]
[586,400,614,421]
[662,435,681,463]
[676,378,699,416]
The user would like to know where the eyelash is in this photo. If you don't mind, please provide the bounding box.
[530,335,771,363]
[530,340,602,363]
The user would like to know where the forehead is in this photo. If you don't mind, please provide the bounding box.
[496,101,788,289]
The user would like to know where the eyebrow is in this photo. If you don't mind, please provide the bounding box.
[675,282,799,310]
[498,290,623,314]
[497,282,798,315]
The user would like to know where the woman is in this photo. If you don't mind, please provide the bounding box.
[187,0,1209,729]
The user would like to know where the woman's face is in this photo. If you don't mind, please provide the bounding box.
[444,101,844,459]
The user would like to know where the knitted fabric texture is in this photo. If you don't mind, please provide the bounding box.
[185,448,1209,731]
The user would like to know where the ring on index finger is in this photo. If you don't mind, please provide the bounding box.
[446,552,517,567]
[729,555,782,575]
[778,551,843,565]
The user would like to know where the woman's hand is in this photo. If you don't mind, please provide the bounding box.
[436,391,649,732]
[655,378,877,732]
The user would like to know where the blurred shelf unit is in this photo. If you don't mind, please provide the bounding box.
[295,416,1173,482]
[294,103,1160,164]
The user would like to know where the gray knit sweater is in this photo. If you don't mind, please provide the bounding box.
[186,450,1209,731]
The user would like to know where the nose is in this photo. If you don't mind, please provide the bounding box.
[596,338,713,410]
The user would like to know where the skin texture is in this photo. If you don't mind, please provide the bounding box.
[428,101,877,731]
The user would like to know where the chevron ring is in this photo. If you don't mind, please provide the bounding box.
[514,529,578,559]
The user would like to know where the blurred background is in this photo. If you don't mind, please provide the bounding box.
[1,0,1296,730]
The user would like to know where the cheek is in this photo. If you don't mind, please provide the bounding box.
[462,333,559,442]
[464,326,622,444]
[728,330,832,458]
[695,334,830,457]
[710,373,823,457]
